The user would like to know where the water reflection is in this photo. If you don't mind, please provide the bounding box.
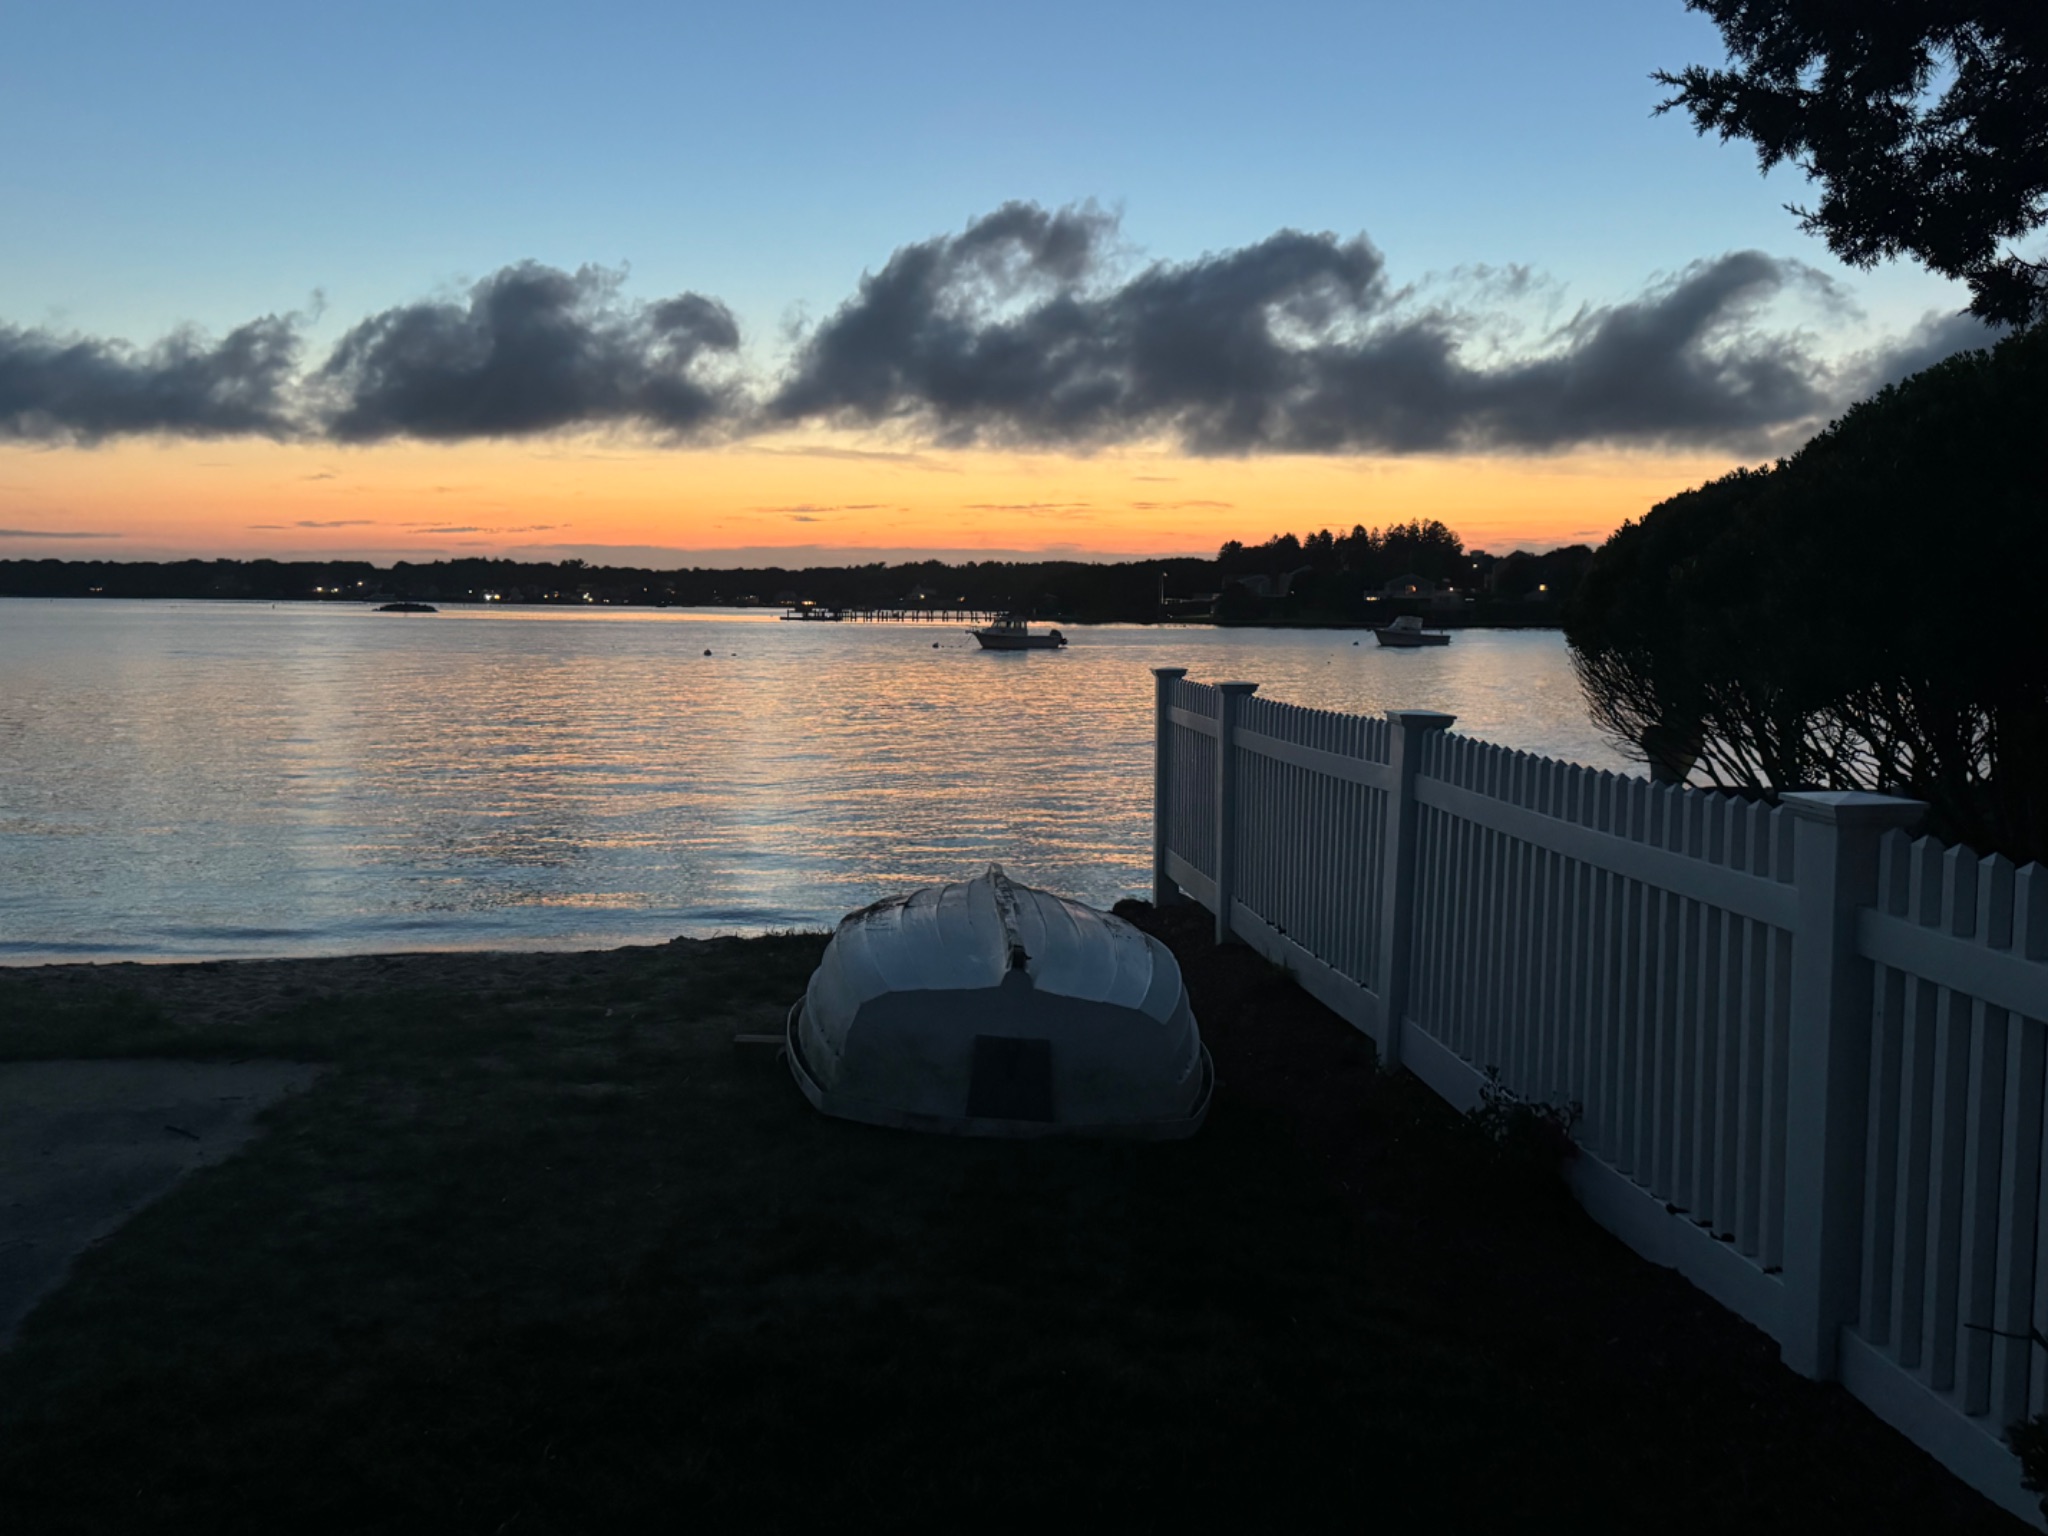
[0,601,1629,962]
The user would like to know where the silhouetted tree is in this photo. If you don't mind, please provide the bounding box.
[1656,2,2048,326]
[1379,518,1466,583]
[1491,552,1548,601]
[1335,523,1377,575]
[1260,532,1305,566]
[1566,325,2048,861]
[1213,580,1264,622]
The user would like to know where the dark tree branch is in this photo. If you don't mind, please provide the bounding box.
[1655,2,2048,327]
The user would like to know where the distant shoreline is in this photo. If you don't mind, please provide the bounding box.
[1,592,1569,631]
[0,544,1587,628]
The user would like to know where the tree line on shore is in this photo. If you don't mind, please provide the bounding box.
[1566,315,2044,865]
[1211,519,1591,622]
[0,523,1591,626]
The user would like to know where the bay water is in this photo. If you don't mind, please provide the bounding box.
[1,600,1630,963]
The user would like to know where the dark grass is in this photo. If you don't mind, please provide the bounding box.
[0,926,2028,1533]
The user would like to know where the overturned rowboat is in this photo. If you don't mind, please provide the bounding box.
[787,866,1211,1138]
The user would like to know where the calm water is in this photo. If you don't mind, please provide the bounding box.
[0,600,1630,963]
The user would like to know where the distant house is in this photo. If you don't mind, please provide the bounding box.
[1373,572,1466,613]
[1228,574,1273,598]
[1274,565,1317,598]
[1379,573,1438,598]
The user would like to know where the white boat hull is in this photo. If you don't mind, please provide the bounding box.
[786,998,1212,1139]
[971,627,1066,649]
[1373,628,1450,646]
[789,866,1210,1138]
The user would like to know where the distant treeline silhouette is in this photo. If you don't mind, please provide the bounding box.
[0,520,1592,626]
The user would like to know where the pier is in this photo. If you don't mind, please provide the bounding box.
[778,604,1014,624]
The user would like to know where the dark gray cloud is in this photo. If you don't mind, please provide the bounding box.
[1849,309,2005,397]
[752,502,889,517]
[0,317,299,444]
[965,501,1094,512]
[750,444,949,465]
[247,518,378,529]
[0,215,2003,455]
[314,262,739,442]
[0,527,121,538]
[767,205,1854,453]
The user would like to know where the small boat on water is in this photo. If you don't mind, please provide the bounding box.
[376,601,438,613]
[970,615,1066,650]
[787,865,1211,1138]
[1373,614,1449,647]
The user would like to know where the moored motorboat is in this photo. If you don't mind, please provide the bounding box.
[970,615,1066,650]
[787,865,1211,1138]
[1373,614,1449,647]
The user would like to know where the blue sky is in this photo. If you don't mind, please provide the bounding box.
[1,0,1967,351]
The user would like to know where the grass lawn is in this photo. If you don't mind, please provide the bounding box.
[0,917,2029,1534]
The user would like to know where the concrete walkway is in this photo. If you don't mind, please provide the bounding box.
[0,1059,324,1349]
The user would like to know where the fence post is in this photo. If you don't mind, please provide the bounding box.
[1212,682,1259,946]
[1780,789,1928,1379]
[1152,667,1188,907]
[1374,710,1457,1069]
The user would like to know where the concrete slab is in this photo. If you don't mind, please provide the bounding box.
[0,1059,324,1348]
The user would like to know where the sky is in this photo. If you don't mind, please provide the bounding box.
[0,0,1996,566]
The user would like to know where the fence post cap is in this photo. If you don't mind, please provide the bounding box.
[1780,790,1927,831]
[1152,666,1188,679]
[1386,709,1457,730]
[1216,681,1260,695]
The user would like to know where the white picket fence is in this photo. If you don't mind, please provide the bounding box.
[1152,669,2048,1525]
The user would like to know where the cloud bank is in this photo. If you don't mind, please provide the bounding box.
[316,262,740,442]
[0,207,2005,455]
[0,317,300,444]
[768,204,1862,453]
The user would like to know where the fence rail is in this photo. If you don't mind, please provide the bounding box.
[1151,669,2048,1526]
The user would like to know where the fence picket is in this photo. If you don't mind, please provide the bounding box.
[1861,829,1914,1345]
[1508,770,1533,1089]
[1617,782,1647,1178]
[1924,846,1982,1390]
[1459,790,1485,1061]
[1957,857,2016,1414]
[1594,773,1623,1163]
[1993,932,2044,1422]
[1690,795,1724,1229]
[1762,915,1792,1274]
[1893,835,1949,1367]
[2011,865,2048,1423]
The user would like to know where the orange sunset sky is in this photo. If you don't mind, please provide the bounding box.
[0,434,1751,566]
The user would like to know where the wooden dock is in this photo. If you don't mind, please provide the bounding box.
[778,605,1013,624]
